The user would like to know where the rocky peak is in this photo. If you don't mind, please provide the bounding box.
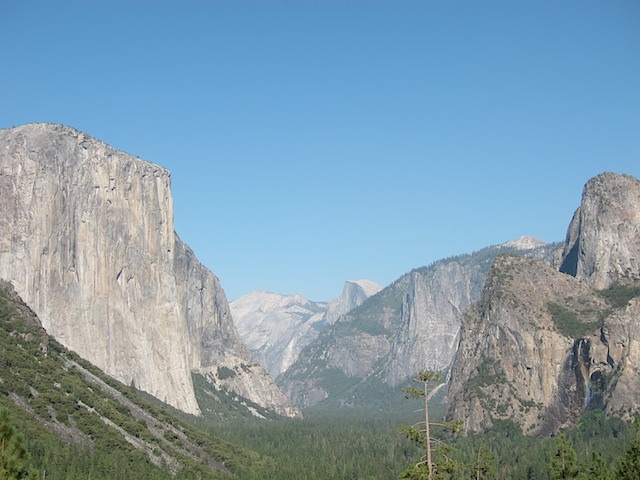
[0,123,298,418]
[447,172,640,435]
[230,290,327,378]
[446,254,615,435]
[501,236,547,250]
[325,280,382,324]
[559,172,640,289]
[230,280,381,378]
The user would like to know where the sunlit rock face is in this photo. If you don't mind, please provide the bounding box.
[278,240,557,409]
[448,173,640,435]
[560,172,640,289]
[230,280,382,378]
[446,255,603,435]
[384,262,482,387]
[0,123,298,417]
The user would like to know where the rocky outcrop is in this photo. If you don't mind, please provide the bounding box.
[448,173,640,435]
[230,291,328,378]
[278,240,557,409]
[325,280,382,324]
[0,123,298,417]
[560,172,640,289]
[230,280,381,378]
[446,255,609,435]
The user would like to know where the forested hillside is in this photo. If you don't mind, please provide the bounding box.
[2,271,639,480]
[0,280,270,479]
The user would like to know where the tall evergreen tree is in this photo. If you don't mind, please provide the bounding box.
[0,408,39,480]
[615,418,640,480]
[399,371,461,480]
[548,432,581,479]
[586,452,611,480]
[471,443,497,480]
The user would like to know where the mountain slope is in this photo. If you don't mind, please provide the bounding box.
[230,280,381,378]
[278,239,558,409]
[0,123,297,418]
[447,172,640,435]
[0,279,272,479]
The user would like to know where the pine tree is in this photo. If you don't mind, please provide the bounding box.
[548,432,581,479]
[586,452,611,480]
[0,408,39,480]
[615,418,640,480]
[399,371,462,480]
[472,443,497,480]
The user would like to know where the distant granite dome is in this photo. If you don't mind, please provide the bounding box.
[230,280,381,378]
[0,123,299,418]
[502,236,547,250]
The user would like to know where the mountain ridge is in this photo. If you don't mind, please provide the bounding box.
[230,279,381,377]
[0,123,298,418]
[276,238,559,409]
[447,172,640,434]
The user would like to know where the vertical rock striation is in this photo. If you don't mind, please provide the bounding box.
[0,123,297,417]
[447,172,640,434]
[384,261,483,387]
[560,172,640,289]
[278,240,557,409]
[446,255,609,435]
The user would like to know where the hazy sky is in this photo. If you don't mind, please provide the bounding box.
[2,1,639,301]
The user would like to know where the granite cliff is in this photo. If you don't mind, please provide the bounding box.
[230,280,381,378]
[0,123,298,417]
[278,239,557,409]
[447,172,640,434]
[559,172,640,289]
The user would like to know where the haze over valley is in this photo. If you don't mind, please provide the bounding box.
[2,1,639,478]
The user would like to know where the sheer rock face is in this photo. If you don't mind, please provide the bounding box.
[448,173,640,435]
[0,123,298,417]
[279,242,556,409]
[446,256,605,435]
[560,172,640,289]
[384,262,485,387]
[230,280,381,378]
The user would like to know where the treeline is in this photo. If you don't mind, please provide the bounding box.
[209,412,421,480]
[425,413,638,479]
[0,283,268,480]
[203,410,638,480]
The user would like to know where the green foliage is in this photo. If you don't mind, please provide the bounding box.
[547,302,602,338]
[586,452,611,480]
[472,443,498,480]
[598,283,640,307]
[0,283,265,479]
[191,372,279,420]
[400,371,462,479]
[210,412,419,479]
[548,432,580,479]
[216,366,236,380]
[0,408,39,479]
[614,418,640,479]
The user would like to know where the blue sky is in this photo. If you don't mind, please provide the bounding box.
[2,1,639,301]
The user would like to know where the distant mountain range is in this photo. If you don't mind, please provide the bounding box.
[233,173,640,435]
[230,280,381,378]
[273,237,559,410]
[1,123,638,437]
